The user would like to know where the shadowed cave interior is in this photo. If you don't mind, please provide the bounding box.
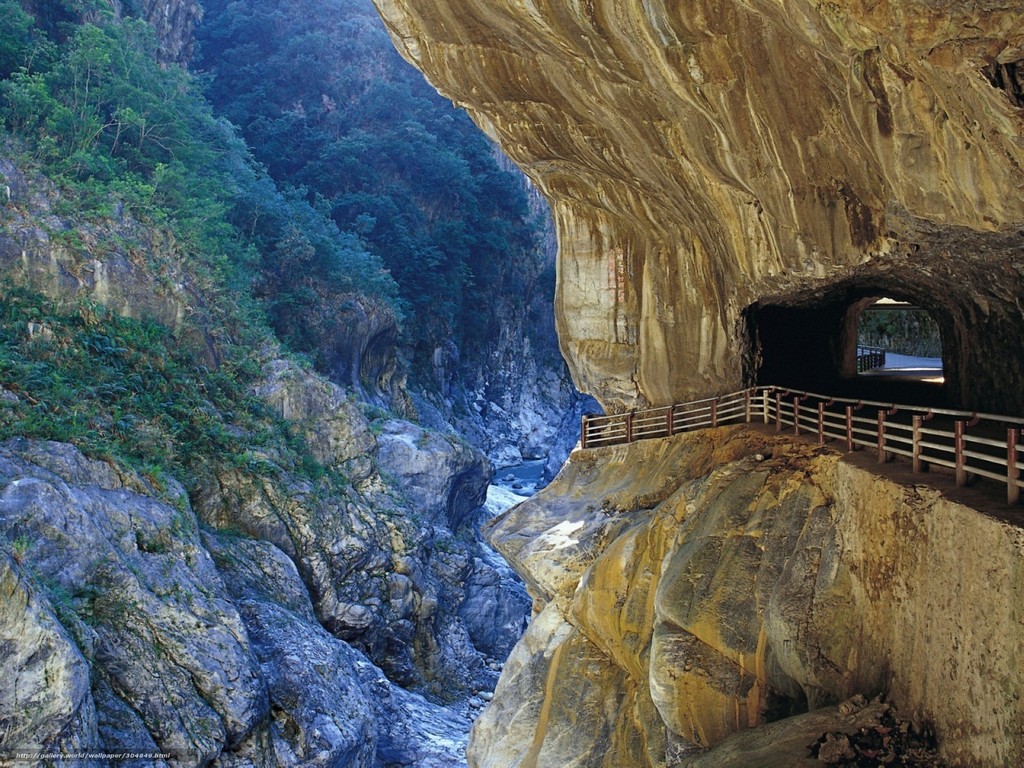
[744,281,953,409]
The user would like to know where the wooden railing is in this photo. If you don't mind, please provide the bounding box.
[581,386,1024,505]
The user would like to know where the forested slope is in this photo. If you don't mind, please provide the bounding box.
[0,1,544,762]
[198,0,546,373]
[194,0,582,465]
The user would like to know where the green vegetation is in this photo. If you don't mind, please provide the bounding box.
[0,0,400,365]
[0,287,327,490]
[0,1,420,492]
[10,533,31,564]
[1,0,547,391]
[0,0,548,495]
[197,0,546,375]
[859,306,942,358]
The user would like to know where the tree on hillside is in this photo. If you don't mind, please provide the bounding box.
[196,0,544,379]
[0,2,400,365]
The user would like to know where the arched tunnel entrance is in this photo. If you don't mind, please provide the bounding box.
[744,282,955,408]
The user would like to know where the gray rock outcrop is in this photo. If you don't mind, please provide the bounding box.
[0,433,527,765]
[0,157,218,366]
[375,419,490,531]
[0,551,97,761]
[0,440,266,764]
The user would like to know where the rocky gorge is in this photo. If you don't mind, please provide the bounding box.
[369,0,1024,766]
[0,144,535,764]
[3,0,1024,766]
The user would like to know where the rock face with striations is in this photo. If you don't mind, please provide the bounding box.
[370,1,1024,766]
[474,428,1024,767]
[138,0,204,64]
[374,0,1024,414]
[0,436,495,765]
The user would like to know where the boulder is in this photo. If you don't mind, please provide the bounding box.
[0,439,267,763]
[0,551,98,761]
[375,419,491,531]
[255,356,377,482]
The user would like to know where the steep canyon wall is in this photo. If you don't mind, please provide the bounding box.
[369,1,1024,765]
[374,0,1024,413]
[477,428,1024,766]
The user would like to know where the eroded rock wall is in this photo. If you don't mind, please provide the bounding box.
[476,428,1024,767]
[368,3,1024,764]
[0,439,483,764]
[138,0,203,64]
[374,0,1024,413]
[0,156,222,364]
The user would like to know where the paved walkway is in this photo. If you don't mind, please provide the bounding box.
[755,422,1024,528]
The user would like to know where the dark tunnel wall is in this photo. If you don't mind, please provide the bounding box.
[746,303,849,394]
[738,215,1024,416]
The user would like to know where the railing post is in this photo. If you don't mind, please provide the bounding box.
[666,405,675,437]
[744,390,751,424]
[955,420,967,486]
[775,392,782,432]
[625,412,634,444]
[912,411,933,473]
[817,401,826,445]
[762,388,770,424]
[845,405,854,452]
[792,396,802,436]
[1008,428,1019,505]
[876,409,887,463]
[912,415,923,473]
[711,397,719,428]
[581,414,589,450]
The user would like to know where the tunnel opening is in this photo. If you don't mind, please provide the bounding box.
[855,297,943,383]
[745,284,951,408]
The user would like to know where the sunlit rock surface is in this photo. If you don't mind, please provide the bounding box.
[372,3,1024,764]
[375,0,1024,414]
[0,157,218,365]
[0,551,97,759]
[476,428,1024,766]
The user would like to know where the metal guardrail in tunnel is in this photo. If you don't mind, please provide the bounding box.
[856,346,886,372]
[580,386,1024,505]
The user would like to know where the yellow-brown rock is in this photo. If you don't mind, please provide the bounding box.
[368,1,1024,765]
[374,0,1024,413]
[478,428,1024,767]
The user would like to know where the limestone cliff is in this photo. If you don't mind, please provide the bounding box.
[138,0,203,63]
[368,4,1024,763]
[374,0,1024,414]
[476,428,1024,767]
